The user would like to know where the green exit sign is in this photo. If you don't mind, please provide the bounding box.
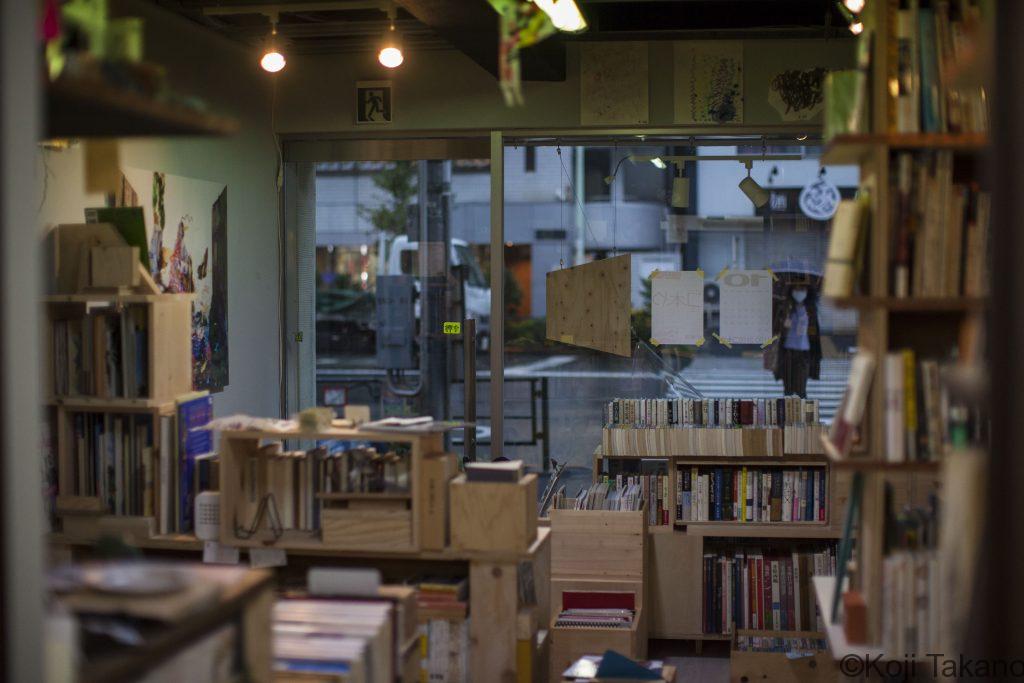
[442,322,462,335]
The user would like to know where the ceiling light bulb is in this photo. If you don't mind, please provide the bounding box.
[261,23,285,73]
[533,0,587,32]
[261,49,286,72]
[849,20,864,35]
[844,0,866,13]
[650,157,667,169]
[379,23,403,68]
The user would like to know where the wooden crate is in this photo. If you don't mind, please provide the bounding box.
[549,508,646,584]
[730,630,835,683]
[449,473,538,553]
[549,606,645,682]
[321,506,413,551]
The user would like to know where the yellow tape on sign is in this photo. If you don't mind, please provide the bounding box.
[442,322,462,335]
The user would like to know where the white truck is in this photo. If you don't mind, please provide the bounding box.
[383,236,491,349]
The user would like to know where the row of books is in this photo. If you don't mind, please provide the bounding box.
[601,427,788,458]
[52,305,149,399]
[881,550,942,658]
[890,151,989,298]
[415,578,469,683]
[888,0,987,135]
[245,446,323,533]
[703,545,837,634]
[883,350,974,462]
[596,458,671,526]
[60,392,214,531]
[733,633,828,653]
[677,466,828,524]
[604,397,821,429]
[321,446,411,495]
[66,412,155,516]
[550,474,671,526]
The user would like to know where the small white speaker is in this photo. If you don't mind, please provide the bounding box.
[195,491,221,541]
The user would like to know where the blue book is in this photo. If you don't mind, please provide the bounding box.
[177,392,213,532]
[714,468,723,521]
[918,7,941,132]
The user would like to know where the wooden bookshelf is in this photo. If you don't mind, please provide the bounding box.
[811,576,886,661]
[829,295,987,312]
[822,132,989,165]
[817,0,991,657]
[46,74,239,139]
[675,522,842,540]
[594,441,847,642]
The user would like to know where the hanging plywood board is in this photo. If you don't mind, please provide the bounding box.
[546,254,632,357]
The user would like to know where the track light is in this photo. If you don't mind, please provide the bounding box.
[378,21,403,68]
[671,166,689,209]
[738,161,769,208]
[650,157,667,169]
[533,0,587,32]
[260,17,285,73]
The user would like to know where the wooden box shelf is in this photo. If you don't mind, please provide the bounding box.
[449,473,538,553]
[729,629,835,682]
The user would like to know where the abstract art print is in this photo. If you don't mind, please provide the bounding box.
[768,67,828,121]
[674,41,744,124]
[580,41,649,125]
[119,169,229,392]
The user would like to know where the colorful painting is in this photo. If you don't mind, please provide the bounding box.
[674,41,744,124]
[119,169,229,392]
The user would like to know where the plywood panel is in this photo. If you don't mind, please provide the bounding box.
[470,561,518,682]
[648,531,704,638]
[546,254,631,357]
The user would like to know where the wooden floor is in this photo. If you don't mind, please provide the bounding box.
[650,640,731,683]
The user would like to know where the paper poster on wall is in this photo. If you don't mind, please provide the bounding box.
[581,42,649,125]
[674,41,743,124]
[118,169,229,392]
[718,269,773,345]
[650,271,704,346]
[768,67,828,122]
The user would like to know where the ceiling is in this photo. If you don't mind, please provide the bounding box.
[151,0,853,80]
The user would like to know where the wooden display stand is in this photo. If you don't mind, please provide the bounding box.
[46,223,194,539]
[548,508,648,680]
[217,426,452,553]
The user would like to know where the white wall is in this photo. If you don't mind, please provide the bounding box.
[37,0,281,417]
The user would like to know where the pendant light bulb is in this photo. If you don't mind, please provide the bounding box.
[260,24,286,73]
[843,0,866,13]
[378,21,404,68]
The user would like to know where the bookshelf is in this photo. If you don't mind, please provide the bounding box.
[592,421,847,642]
[815,0,991,659]
[47,284,194,534]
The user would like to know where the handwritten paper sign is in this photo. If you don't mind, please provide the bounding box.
[718,269,773,344]
[651,271,704,345]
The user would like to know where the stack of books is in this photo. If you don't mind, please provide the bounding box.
[272,598,395,681]
[554,607,634,630]
[676,466,828,524]
[320,446,411,495]
[889,151,990,298]
[703,544,837,634]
